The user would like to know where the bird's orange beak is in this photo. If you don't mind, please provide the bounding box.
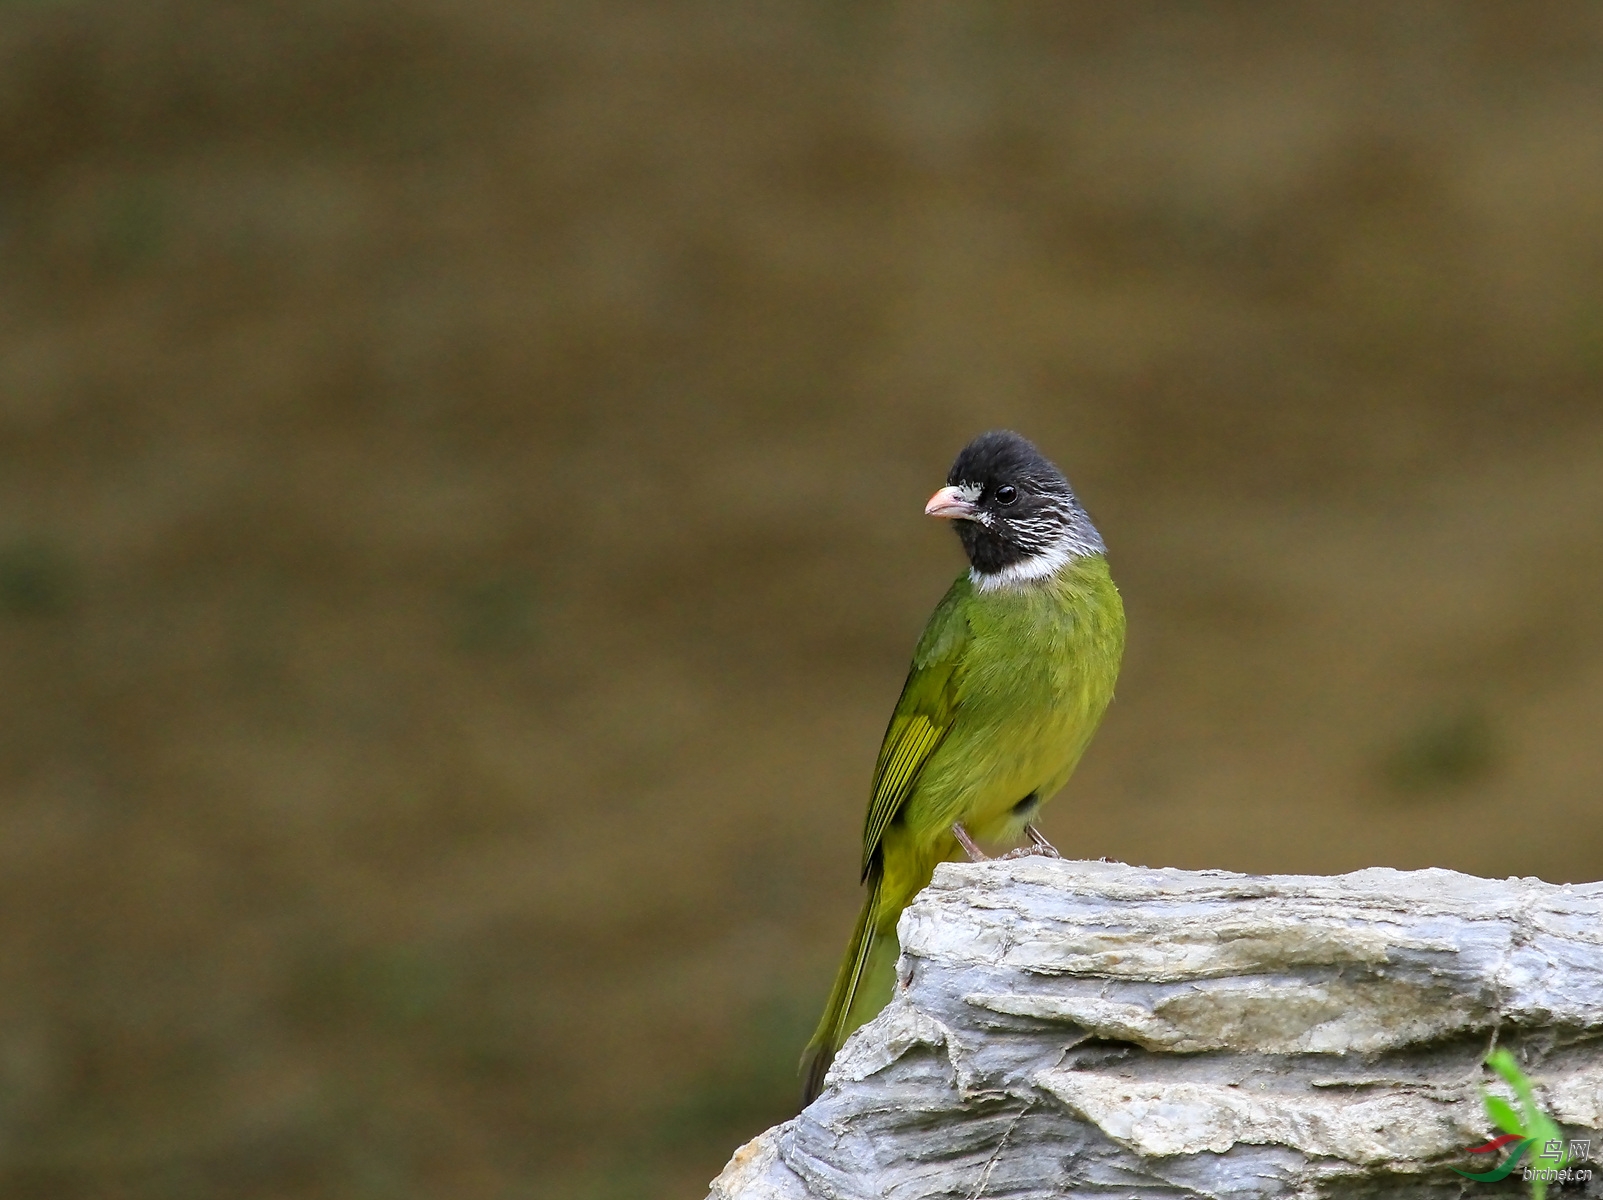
[925,485,977,520]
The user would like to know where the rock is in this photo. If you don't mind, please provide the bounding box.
[707,858,1603,1199]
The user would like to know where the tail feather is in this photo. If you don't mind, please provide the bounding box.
[800,865,885,1105]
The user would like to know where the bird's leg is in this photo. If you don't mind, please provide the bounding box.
[1025,824,1061,858]
[951,822,989,862]
[1003,824,1062,860]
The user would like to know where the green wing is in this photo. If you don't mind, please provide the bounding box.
[860,578,972,878]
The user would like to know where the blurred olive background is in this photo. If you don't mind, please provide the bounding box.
[3,2,1603,1197]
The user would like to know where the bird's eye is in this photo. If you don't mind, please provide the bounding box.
[994,485,1018,506]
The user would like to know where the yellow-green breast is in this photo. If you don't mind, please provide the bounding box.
[899,552,1124,857]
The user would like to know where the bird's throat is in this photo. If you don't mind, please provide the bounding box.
[969,541,1079,592]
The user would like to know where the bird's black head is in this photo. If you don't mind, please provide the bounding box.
[925,430,1104,586]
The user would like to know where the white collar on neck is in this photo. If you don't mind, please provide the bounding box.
[969,540,1078,592]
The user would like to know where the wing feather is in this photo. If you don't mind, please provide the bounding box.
[859,580,971,877]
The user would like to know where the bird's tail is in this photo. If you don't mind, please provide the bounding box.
[800,862,896,1105]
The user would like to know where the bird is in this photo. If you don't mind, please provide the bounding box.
[800,430,1125,1104]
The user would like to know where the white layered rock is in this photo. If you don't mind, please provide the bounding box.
[708,858,1603,1199]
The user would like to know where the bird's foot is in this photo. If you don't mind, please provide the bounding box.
[1027,824,1061,856]
[951,822,989,862]
[1000,824,1061,860]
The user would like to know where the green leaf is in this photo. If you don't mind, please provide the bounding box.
[1485,1094,1526,1136]
[1486,1048,1523,1089]
[1483,1049,1567,1200]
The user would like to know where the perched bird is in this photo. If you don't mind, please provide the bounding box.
[801,430,1125,1103]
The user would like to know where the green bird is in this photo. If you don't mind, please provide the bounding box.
[801,430,1125,1104]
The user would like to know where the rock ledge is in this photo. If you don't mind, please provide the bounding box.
[708,858,1603,1199]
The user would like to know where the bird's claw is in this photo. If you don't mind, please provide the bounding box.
[1002,842,1062,860]
[1024,824,1062,858]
